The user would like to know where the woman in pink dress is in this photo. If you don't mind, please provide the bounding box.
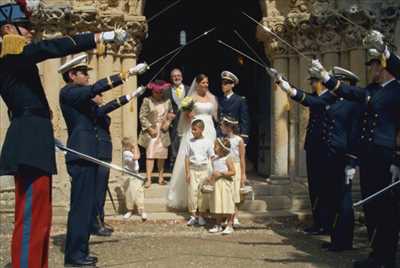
[138,81,175,188]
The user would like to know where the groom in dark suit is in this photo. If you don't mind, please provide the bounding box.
[164,68,190,169]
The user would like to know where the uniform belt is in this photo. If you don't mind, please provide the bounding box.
[10,107,51,119]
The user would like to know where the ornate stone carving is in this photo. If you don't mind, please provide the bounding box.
[260,0,400,58]
[30,0,147,55]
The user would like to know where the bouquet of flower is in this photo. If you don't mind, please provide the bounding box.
[180,96,195,112]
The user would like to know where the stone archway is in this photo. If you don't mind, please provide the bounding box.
[139,0,271,176]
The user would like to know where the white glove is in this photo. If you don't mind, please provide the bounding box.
[363,30,385,52]
[309,59,330,82]
[100,29,128,45]
[390,164,400,183]
[128,62,148,75]
[276,75,296,96]
[127,86,146,100]
[345,165,356,185]
[266,67,279,80]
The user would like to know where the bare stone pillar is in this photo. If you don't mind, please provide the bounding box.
[297,56,310,177]
[270,56,289,183]
[288,56,299,178]
[121,56,138,143]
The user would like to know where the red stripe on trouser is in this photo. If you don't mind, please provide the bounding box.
[12,174,52,268]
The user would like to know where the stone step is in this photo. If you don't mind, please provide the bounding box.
[143,198,169,212]
[109,212,187,222]
[240,196,292,212]
[144,183,168,199]
[249,181,289,196]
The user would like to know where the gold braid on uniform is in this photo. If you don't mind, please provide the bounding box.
[96,42,106,56]
[0,34,27,57]
[120,71,129,82]
[380,54,387,68]
[116,97,121,106]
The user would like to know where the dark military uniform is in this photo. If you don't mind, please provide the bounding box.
[92,95,129,229]
[325,77,400,266]
[219,93,250,142]
[296,92,326,232]
[292,89,361,250]
[0,33,96,175]
[60,74,126,262]
[0,30,96,267]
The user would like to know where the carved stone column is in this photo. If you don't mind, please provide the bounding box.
[270,56,290,182]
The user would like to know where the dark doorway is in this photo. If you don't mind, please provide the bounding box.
[139,0,271,176]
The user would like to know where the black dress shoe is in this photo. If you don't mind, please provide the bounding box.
[64,258,96,267]
[91,227,112,237]
[303,226,320,234]
[86,256,98,263]
[103,223,114,232]
[304,227,329,235]
[326,245,353,252]
[321,242,331,249]
[352,257,379,268]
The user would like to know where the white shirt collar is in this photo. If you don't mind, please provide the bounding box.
[225,92,234,99]
[381,78,396,88]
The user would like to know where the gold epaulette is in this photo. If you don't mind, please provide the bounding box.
[0,34,27,58]
[120,71,129,82]
[96,42,106,56]
[380,54,387,68]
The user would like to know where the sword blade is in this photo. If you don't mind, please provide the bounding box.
[217,40,279,79]
[149,27,216,68]
[241,12,312,62]
[55,141,145,181]
[107,186,118,213]
[233,30,267,66]
[147,0,182,24]
[353,179,400,207]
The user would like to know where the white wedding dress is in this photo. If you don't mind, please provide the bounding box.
[167,101,217,209]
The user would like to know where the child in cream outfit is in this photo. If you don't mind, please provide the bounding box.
[122,137,147,221]
[209,137,236,235]
[220,116,246,227]
[185,119,215,226]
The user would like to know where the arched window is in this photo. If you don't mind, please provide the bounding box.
[179,30,187,46]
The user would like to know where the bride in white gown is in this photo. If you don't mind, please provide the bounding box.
[167,74,218,209]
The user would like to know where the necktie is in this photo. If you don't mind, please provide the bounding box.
[176,85,183,98]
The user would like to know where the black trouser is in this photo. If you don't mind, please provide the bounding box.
[92,164,110,230]
[321,150,354,248]
[359,144,400,267]
[320,147,354,249]
[64,160,97,262]
[305,147,324,229]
